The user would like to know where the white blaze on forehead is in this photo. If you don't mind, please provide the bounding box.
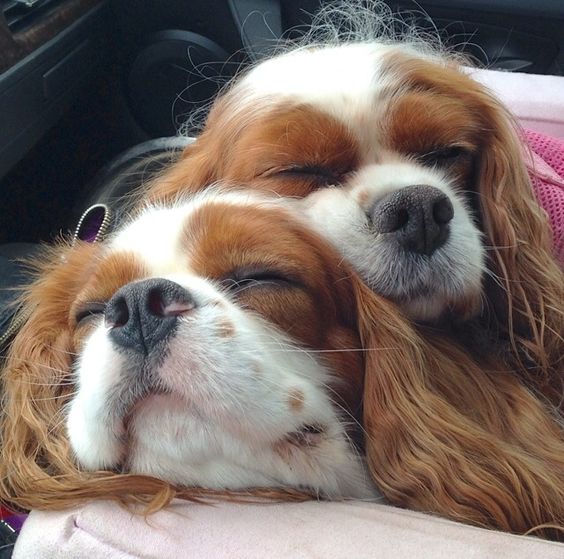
[241,43,393,105]
[240,41,446,104]
[110,204,188,274]
[235,43,399,162]
[232,43,447,164]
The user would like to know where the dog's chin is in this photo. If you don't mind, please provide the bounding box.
[361,243,483,323]
[117,389,377,500]
[396,290,482,323]
[122,386,174,430]
[397,292,452,322]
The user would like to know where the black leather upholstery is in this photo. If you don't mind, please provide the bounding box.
[0,136,195,353]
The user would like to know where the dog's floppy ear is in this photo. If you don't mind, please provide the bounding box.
[0,243,92,510]
[472,96,563,405]
[0,247,179,511]
[352,277,564,538]
[145,135,220,204]
[384,53,562,405]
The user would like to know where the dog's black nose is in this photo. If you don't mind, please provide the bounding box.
[371,185,454,255]
[106,278,196,354]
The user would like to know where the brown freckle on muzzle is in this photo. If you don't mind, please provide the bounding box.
[288,389,305,412]
[216,317,235,337]
[356,189,371,208]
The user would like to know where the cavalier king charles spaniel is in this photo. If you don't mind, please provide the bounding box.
[145,15,563,409]
[1,189,563,540]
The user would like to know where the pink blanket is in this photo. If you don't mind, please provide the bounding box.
[524,130,564,263]
[14,500,564,559]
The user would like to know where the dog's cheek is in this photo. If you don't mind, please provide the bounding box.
[72,321,100,354]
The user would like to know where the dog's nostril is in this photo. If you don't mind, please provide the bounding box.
[433,196,454,225]
[395,208,409,230]
[148,287,166,317]
[147,285,195,318]
[106,296,129,328]
[372,204,410,234]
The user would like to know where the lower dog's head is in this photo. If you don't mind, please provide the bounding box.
[1,190,399,508]
[66,191,374,497]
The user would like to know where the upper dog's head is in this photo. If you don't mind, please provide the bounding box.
[147,41,563,402]
[150,43,489,321]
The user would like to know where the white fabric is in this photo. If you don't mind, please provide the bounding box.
[469,68,564,138]
[14,500,564,559]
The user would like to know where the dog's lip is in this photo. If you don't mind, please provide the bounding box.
[365,242,449,298]
[282,424,325,447]
[272,423,326,462]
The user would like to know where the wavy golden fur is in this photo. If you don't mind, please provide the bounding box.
[0,238,563,540]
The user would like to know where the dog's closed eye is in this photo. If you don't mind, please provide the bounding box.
[221,267,301,292]
[418,146,469,167]
[261,164,347,187]
[74,302,106,325]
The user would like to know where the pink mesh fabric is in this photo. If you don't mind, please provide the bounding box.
[523,129,564,264]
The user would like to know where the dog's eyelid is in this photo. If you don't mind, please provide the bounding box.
[260,163,345,183]
[74,302,107,324]
[416,144,473,167]
[419,144,471,159]
[220,266,303,291]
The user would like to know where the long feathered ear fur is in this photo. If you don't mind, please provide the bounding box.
[473,101,564,407]
[353,277,564,540]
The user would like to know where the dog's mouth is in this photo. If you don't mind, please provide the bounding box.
[364,239,465,297]
[286,424,325,446]
[273,424,326,459]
